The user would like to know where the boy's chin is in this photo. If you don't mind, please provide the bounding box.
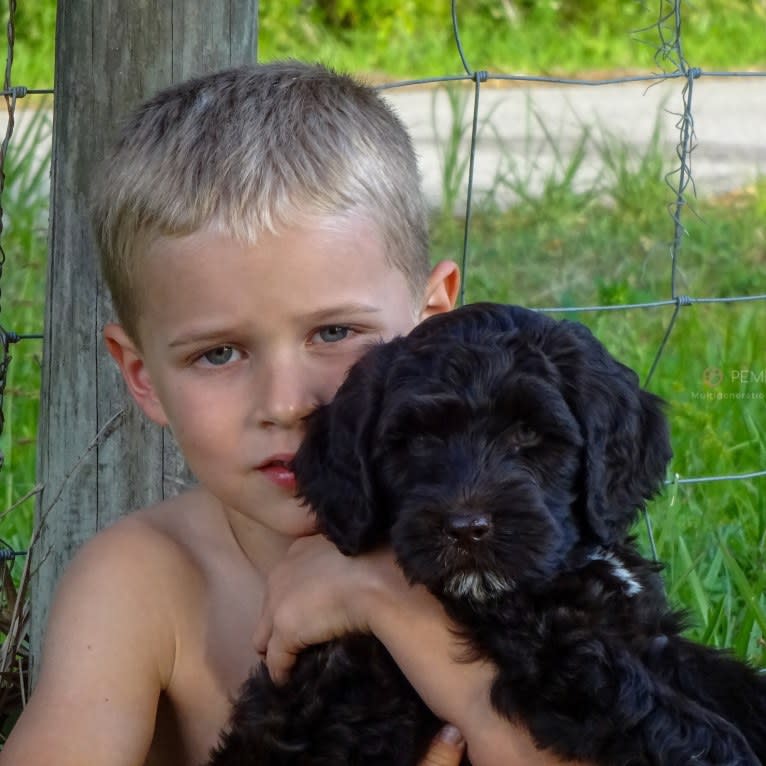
[262,498,319,539]
[218,486,318,539]
[288,515,319,538]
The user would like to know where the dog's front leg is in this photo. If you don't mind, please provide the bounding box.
[644,633,766,764]
[488,634,760,766]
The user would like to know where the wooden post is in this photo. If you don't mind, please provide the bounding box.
[31,0,259,675]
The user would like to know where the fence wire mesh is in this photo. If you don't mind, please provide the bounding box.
[0,0,53,723]
[378,0,766,488]
[0,0,49,465]
[0,0,764,710]
[4,2,760,488]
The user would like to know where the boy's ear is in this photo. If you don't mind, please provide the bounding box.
[103,323,169,427]
[419,259,460,321]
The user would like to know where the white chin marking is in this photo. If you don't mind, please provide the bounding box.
[445,571,513,602]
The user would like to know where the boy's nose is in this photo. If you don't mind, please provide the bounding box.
[254,360,317,429]
[260,399,313,429]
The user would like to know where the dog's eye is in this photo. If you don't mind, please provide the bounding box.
[387,431,432,453]
[508,423,540,451]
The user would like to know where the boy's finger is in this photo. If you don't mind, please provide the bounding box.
[253,625,268,654]
[252,603,273,654]
[419,725,465,766]
[263,640,301,685]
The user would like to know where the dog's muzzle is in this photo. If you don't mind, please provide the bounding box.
[436,511,515,603]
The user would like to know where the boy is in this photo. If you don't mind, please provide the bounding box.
[1,62,587,766]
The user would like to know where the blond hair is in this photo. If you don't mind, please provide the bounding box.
[91,61,431,342]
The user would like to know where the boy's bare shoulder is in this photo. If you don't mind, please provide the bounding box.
[76,486,232,582]
[42,485,244,680]
[3,490,239,766]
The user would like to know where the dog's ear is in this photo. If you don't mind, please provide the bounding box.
[541,320,672,545]
[292,339,404,556]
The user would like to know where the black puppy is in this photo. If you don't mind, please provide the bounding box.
[209,303,766,766]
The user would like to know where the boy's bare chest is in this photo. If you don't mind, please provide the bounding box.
[148,555,265,765]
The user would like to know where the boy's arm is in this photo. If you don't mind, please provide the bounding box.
[255,535,590,766]
[0,521,176,766]
[354,552,584,766]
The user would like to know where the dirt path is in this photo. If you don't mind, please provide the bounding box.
[382,77,766,207]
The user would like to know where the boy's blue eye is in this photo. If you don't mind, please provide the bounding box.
[202,346,236,365]
[318,326,349,343]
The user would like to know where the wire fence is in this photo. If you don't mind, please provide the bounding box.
[1,2,49,466]
[0,2,763,482]
[0,0,52,604]
[377,0,766,489]
[0,0,764,689]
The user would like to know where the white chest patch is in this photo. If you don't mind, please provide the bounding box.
[588,549,643,597]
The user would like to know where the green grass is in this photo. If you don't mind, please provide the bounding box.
[258,2,766,79]
[7,1,766,90]
[0,106,49,579]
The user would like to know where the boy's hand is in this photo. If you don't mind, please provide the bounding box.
[253,534,380,682]
[255,544,467,766]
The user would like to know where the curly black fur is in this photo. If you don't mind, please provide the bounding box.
[208,303,766,766]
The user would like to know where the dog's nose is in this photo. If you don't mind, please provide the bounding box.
[445,513,492,544]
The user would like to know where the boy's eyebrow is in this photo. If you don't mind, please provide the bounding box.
[302,303,382,323]
[168,330,238,348]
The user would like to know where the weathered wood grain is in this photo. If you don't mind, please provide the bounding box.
[32,0,259,675]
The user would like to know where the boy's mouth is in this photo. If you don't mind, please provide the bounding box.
[257,454,297,492]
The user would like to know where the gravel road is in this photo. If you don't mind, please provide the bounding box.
[382,76,766,208]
